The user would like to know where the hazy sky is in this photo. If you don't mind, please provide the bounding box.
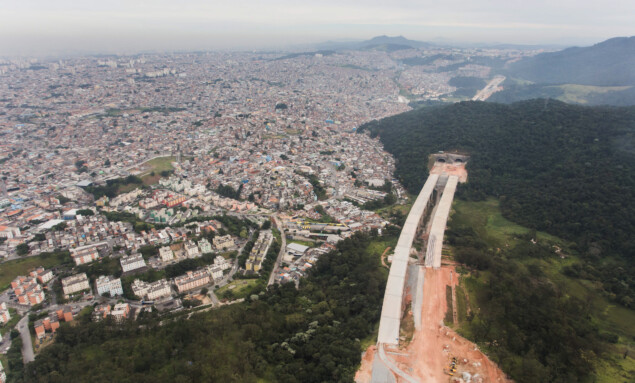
[1,0,634,56]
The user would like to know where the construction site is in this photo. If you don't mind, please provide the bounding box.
[356,154,511,383]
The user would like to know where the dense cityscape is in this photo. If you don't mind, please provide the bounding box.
[0,46,538,373]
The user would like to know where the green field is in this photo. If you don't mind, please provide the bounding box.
[0,252,68,291]
[452,198,566,248]
[215,279,263,300]
[551,84,632,104]
[116,156,179,194]
[450,199,635,382]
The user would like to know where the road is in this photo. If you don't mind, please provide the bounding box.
[18,316,34,363]
[209,290,220,306]
[214,228,254,289]
[267,215,286,287]
[377,343,419,383]
[472,75,506,101]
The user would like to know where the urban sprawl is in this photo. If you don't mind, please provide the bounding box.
[0,46,538,373]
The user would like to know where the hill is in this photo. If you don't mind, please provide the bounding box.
[506,37,635,86]
[493,37,635,105]
[359,99,634,289]
[359,99,635,381]
[315,35,435,51]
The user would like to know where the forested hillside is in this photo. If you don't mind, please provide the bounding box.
[19,232,391,383]
[359,99,635,381]
[489,37,635,105]
[505,37,635,86]
[359,100,634,304]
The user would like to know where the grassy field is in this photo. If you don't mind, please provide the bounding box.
[0,252,68,291]
[116,156,179,193]
[450,198,635,382]
[451,198,566,248]
[375,200,413,219]
[455,285,468,323]
[550,84,632,104]
[215,279,263,300]
[444,285,453,324]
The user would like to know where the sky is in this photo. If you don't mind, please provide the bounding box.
[1,0,634,56]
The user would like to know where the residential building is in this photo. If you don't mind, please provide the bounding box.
[70,244,100,265]
[214,256,231,271]
[11,276,45,306]
[34,306,73,339]
[0,226,20,239]
[174,269,210,293]
[29,267,53,284]
[55,306,74,322]
[120,253,146,273]
[207,265,223,280]
[198,238,212,254]
[184,240,200,258]
[95,275,123,296]
[245,231,273,272]
[0,303,10,324]
[92,304,111,321]
[213,234,234,250]
[131,278,172,301]
[61,273,90,295]
[0,359,6,383]
[159,246,174,262]
[111,303,130,321]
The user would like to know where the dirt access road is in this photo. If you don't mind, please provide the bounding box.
[357,266,511,383]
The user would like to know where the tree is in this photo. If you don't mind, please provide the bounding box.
[16,243,29,256]
[53,222,68,231]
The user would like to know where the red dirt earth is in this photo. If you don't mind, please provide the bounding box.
[356,266,512,383]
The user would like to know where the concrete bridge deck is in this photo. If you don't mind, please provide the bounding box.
[425,175,459,268]
[377,173,438,345]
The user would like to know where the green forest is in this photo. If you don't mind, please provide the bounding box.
[17,231,392,383]
[359,100,634,270]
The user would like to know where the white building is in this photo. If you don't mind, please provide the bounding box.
[184,241,200,258]
[0,226,20,239]
[213,234,234,250]
[95,275,123,296]
[120,254,146,273]
[131,278,172,301]
[61,273,90,295]
[159,246,174,262]
[174,269,210,293]
[207,265,223,280]
[198,238,212,254]
[0,359,6,383]
[214,256,231,271]
[0,302,11,324]
[287,243,309,257]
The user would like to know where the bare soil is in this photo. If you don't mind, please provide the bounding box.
[357,266,511,383]
[430,163,468,183]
